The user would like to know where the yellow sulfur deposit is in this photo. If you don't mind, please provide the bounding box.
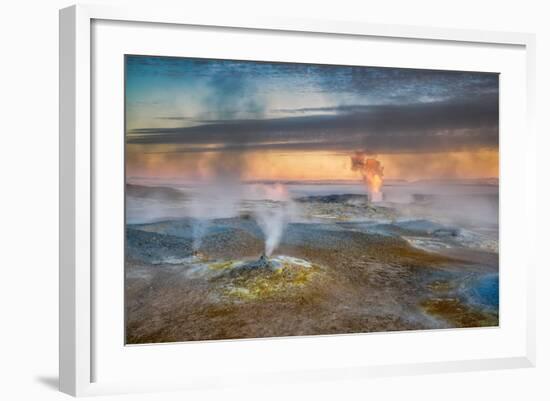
[225,261,323,301]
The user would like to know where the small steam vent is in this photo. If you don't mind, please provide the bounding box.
[257,252,271,269]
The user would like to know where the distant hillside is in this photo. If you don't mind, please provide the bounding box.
[126,184,186,200]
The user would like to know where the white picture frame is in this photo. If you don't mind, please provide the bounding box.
[59,4,536,397]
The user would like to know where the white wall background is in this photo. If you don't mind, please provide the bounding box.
[0,0,547,399]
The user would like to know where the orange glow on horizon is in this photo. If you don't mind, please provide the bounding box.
[126,145,499,182]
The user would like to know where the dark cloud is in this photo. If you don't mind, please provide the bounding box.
[126,55,499,109]
[128,93,498,154]
[312,66,498,102]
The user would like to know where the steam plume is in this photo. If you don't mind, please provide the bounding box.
[253,183,293,257]
[351,152,384,202]
[187,152,245,251]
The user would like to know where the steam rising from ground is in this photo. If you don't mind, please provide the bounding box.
[188,179,242,251]
[351,152,384,202]
[252,183,295,256]
[187,152,246,251]
[185,153,297,256]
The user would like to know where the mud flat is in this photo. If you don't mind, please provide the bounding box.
[125,210,498,344]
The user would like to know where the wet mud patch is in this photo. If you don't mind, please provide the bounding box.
[421,298,498,328]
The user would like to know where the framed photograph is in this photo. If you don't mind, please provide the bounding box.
[59,4,536,396]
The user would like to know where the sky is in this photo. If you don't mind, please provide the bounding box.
[125,55,499,182]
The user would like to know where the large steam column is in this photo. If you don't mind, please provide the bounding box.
[350,152,384,202]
